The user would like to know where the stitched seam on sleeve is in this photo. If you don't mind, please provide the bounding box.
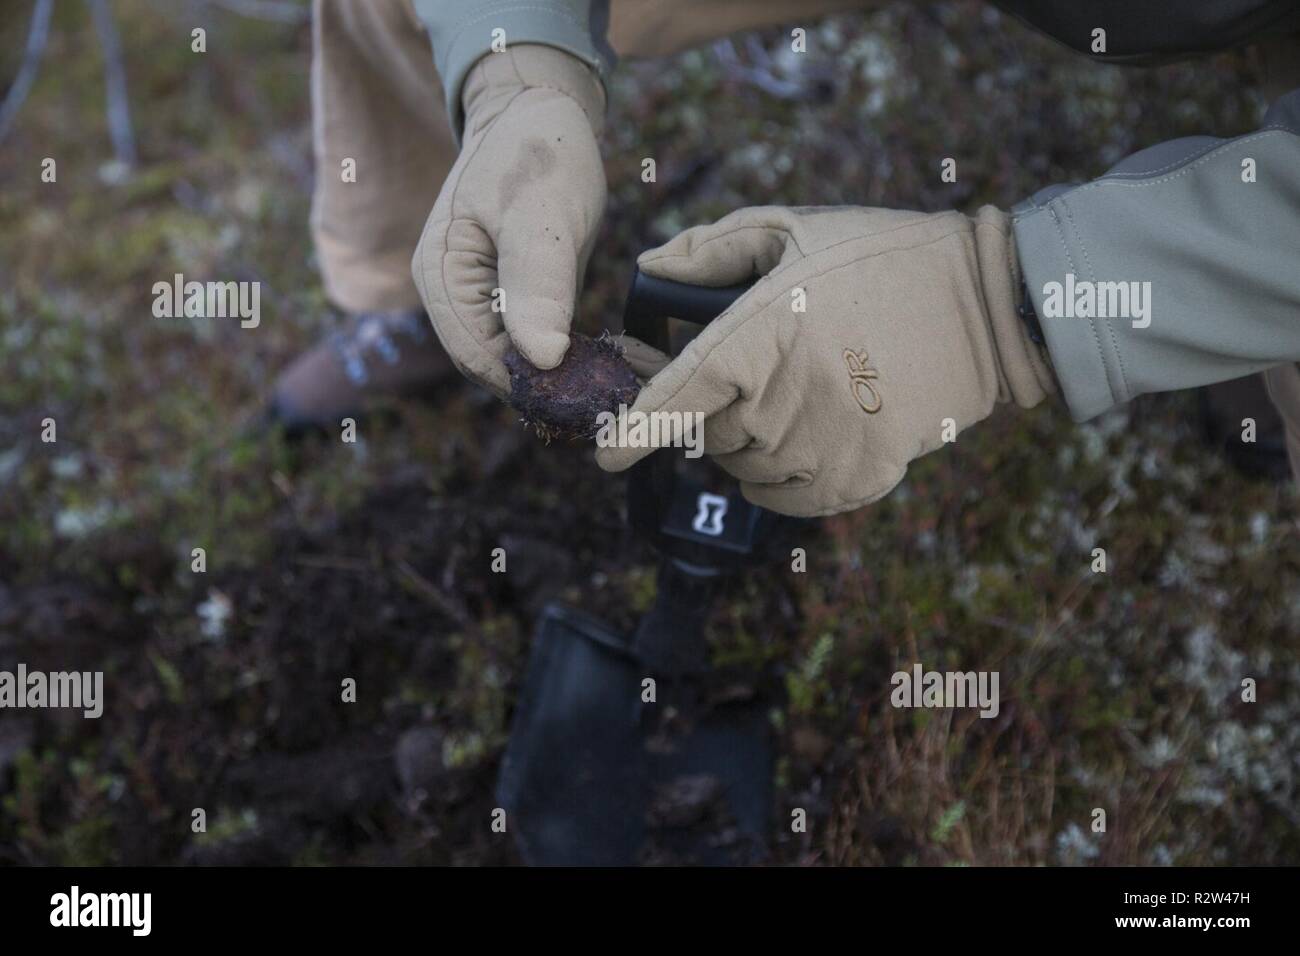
[1097,139,1228,179]
[1060,128,1298,193]
[1043,204,1118,411]
[1061,200,1130,399]
[1012,127,1300,227]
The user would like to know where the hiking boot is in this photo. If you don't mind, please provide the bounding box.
[267,309,454,431]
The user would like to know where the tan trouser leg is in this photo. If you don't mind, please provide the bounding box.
[310,0,871,312]
[311,0,454,313]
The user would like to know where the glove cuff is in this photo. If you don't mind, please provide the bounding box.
[972,206,1059,409]
[462,44,607,138]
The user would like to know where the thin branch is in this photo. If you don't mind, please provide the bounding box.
[85,0,138,166]
[0,0,54,146]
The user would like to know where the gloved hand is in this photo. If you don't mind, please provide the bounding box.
[412,45,607,397]
[595,205,1059,516]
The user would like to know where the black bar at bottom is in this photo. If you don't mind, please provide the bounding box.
[0,865,1283,942]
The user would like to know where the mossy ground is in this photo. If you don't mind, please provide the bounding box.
[1,2,1296,865]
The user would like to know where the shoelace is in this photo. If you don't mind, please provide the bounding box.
[334,311,428,386]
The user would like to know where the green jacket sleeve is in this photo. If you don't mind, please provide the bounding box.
[410,0,616,138]
[1012,88,1300,421]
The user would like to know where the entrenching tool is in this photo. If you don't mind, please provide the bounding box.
[496,266,803,866]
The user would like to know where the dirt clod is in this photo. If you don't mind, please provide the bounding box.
[504,333,640,441]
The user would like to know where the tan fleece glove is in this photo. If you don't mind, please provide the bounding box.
[412,45,607,397]
[595,205,1058,517]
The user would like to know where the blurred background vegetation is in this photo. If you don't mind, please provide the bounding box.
[0,0,1296,865]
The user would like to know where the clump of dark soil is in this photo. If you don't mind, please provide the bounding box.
[504,333,640,441]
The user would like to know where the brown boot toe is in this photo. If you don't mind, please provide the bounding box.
[268,309,454,431]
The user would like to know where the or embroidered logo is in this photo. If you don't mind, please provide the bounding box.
[843,349,882,413]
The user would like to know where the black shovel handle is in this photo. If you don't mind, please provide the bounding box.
[623,267,755,346]
[619,263,790,673]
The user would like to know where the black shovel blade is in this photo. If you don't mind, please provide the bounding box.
[643,697,773,865]
[496,604,647,866]
[498,602,775,866]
